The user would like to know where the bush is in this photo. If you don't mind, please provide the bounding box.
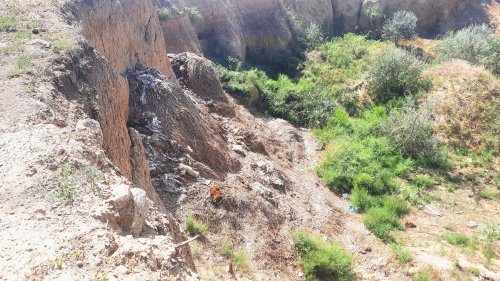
[382,196,410,216]
[411,175,435,190]
[435,24,500,75]
[0,15,17,32]
[381,100,445,165]
[382,11,418,44]
[366,49,430,102]
[301,23,326,51]
[390,244,413,264]
[186,217,207,236]
[293,231,355,281]
[155,7,171,20]
[364,207,402,243]
[350,188,382,212]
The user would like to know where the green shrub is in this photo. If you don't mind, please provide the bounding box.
[390,244,413,264]
[364,207,402,243]
[9,55,33,77]
[0,15,17,32]
[233,249,249,272]
[186,217,207,236]
[382,196,410,216]
[366,49,430,102]
[293,231,355,281]
[411,175,435,190]
[439,233,470,247]
[350,188,382,212]
[155,7,171,20]
[300,23,326,50]
[381,101,445,165]
[435,24,500,75]
[382,11,418,44]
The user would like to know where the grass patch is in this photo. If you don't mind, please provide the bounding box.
[233,249,249,272]
[439,232,470,247]
[293,231,355,281]
[0,15,17,32]
[9,55,33,77]
[185,217,207,236]
[56,164,77,203]
[411,267,443,281]
[390,244,413,265]
[364,207,402,243]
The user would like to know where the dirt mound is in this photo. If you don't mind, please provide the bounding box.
[423,60,500,151]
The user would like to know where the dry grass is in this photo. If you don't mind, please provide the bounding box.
[400,38,439,58]
[488,2,500,35]
[422,60,500,151]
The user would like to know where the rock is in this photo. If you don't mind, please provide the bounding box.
[113,265,128,276]
[179,163,199,178]
[161,174,186,193]
[210,185,222,204]
[231,144,246,156]
[425,204,443,217]
[109,184,132,209]
[130,188,149,237]
[405,221,417,228]
[250,182,275,202]
[466,220,478,228]
[26,39,50,49]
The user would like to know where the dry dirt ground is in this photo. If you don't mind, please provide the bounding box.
[1,1,499,281]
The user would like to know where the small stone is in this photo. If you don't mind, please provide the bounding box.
[76,261,83,268]
[405,221,417,228]
[231,145,246,156]
[112,265,128,276]
[466,220,478,228]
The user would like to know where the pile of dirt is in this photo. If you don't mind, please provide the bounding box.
[423,60,500,151]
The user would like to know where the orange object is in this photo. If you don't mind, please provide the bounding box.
[210,185,222,204]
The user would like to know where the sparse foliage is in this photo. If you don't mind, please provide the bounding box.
[186,216,207,236]
[56,164,77,203]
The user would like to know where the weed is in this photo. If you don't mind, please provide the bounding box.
[293,231,355,281]
[411,267,443,281]
[439,233,470,247]
[233,249,249,273]
[390,244,413,265]
[186,216,207,236]
[411,175,435,190]
[482,243,496,265]
[364,207,402,243]
[9,55,33,77]
[445,184,460,193]
[0,15,17,32]
[56,258,63,269]
[51,39,72,52]
[221,237,233,259]
[56,164,77,203]
[383,196,410,216]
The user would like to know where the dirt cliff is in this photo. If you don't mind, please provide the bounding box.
[156,0,493,60]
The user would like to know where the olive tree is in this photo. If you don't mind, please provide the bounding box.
[382,11,418,45]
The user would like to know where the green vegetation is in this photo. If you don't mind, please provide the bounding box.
[435,24,500,75]
[366,49,430,102]
[300,23,326,51]
[411,267,443,281]
[0,14,17,32]
[9,55,33,77]
[233,249,249,272]
[439,232,470,247]
[293,231,355,281]
[364,207,402,243]
[156,6,202,22]
[56,164,77,203]
[185,216,207,236]
[390,244,413,265]
[382,11,418,45]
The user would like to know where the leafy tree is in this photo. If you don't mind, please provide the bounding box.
[382,11,418,45]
